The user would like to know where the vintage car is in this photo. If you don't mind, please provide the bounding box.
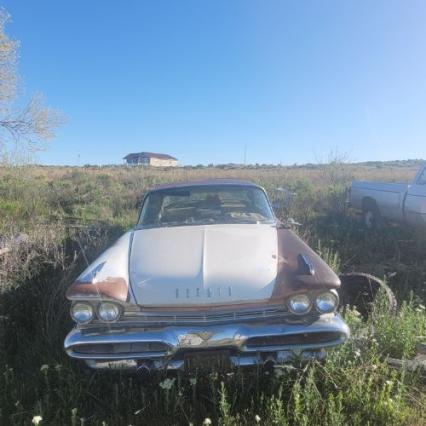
[64,179,350,373]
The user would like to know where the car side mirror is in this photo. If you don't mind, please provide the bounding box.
[271,187,296,212]
[285,217,302,227]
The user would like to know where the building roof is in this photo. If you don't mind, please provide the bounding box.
[123,152,177,160]
[149,179,262,192]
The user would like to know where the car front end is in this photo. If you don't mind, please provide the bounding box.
[65,292,348,372]
[64,180,350,372]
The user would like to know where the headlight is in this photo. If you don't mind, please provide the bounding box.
[288,294,311,315]
[98,302,121,322]
[71,303,94,324]
[315,291,339,314]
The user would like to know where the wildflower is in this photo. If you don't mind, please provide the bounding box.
[32,415,43,425]
[71,408,78,418]
[255,414,261,423]
[202,418,212,425]
[159,377,175,390]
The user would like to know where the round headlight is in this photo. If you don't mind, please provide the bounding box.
[98,302,120,322]
[71,303,94,324]
[288,294,311,315]
[315,291,339,314]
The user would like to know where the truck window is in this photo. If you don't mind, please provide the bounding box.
[417,168,426,185]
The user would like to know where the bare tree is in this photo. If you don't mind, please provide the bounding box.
[0,9,63,164]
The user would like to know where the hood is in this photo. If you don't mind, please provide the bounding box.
[66,232,132,302]
[272,227,341,299]
[129,224,278,306]
[66,225,340,307]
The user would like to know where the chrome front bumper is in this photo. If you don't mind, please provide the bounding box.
[64,314,350,371]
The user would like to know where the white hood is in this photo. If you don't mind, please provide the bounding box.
[129,224,278,306]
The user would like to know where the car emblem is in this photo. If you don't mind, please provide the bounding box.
[178,331,213,347]
[196,331,213,341]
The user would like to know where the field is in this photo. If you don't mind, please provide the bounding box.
[0,162,425,425]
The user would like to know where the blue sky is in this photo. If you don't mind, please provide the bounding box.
[3,0,426,165]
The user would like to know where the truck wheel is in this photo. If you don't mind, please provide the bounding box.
[362,202,381,229]
[338,273,397,320]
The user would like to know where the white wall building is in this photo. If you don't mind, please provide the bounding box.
[124,152,178,167]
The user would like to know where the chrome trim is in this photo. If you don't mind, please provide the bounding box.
[127,229,137,303]
[84,350,328,371]
[65,314,350,369]
[299,254,315,276]
[119,305,292,325]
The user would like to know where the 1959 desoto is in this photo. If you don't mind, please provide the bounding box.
[64,179,350,373]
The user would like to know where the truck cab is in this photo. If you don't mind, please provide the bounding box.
[404,165,426,226]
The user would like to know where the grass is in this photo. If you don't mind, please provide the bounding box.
[0,162,425,425]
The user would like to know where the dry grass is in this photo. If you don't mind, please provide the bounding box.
[0,161,425,425]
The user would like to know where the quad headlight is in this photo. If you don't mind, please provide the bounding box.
[288,294,311,315]
[71,302,94,324]
[315,291,339,314]
[98,302,121,322]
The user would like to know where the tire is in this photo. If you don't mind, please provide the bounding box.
[338,273,397,320]
[362,201,381,229]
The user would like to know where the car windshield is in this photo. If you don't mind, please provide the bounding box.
[137,185,275,228]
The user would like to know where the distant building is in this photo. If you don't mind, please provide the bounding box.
[123,152,178,167]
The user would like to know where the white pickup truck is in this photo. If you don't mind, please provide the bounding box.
[350,164,426,228]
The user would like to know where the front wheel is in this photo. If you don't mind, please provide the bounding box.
[338,273,397,319]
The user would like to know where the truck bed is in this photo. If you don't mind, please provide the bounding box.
[352,181,409,194]
[350,181,410,221]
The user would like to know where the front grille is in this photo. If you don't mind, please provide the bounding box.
[73,341,169,355]
[245,331,342,349]
[120,305,291,325]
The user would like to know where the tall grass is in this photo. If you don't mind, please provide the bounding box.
[0,163,425,425]
[0,293,424,425]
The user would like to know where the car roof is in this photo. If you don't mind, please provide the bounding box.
[149,179,262,192]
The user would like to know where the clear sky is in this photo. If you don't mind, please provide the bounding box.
[3,0,426,165]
